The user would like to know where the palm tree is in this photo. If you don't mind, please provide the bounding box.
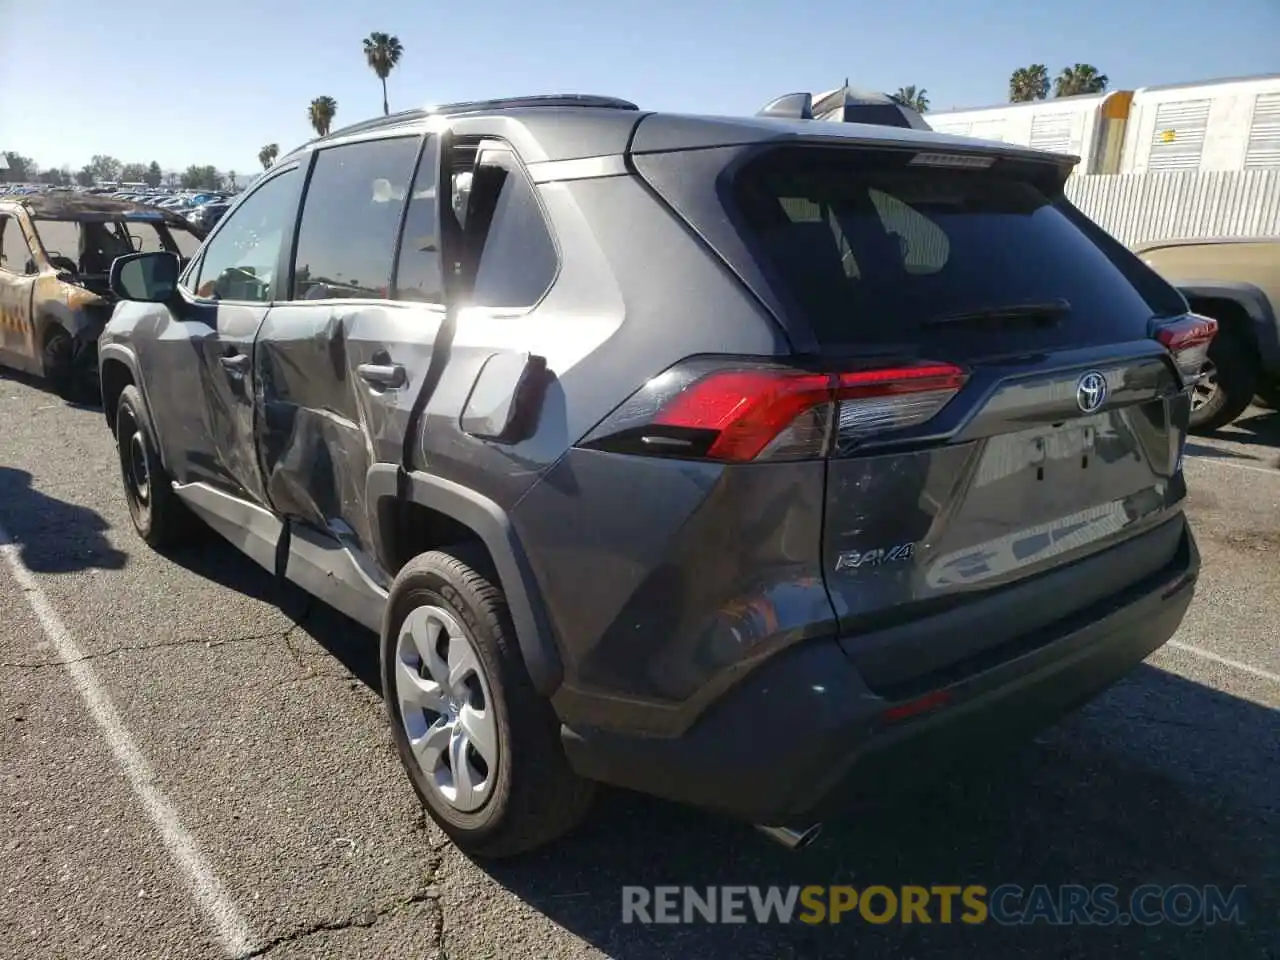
[1054,64,1109,98]
[890,85,929,114]
[363,32,404,116]
[258,143,279,170]
[1009,65,1050,102]
[309,96,337,137]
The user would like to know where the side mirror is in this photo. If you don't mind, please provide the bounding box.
[110,251,180,303]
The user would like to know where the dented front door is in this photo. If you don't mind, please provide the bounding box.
[196,301,272,505]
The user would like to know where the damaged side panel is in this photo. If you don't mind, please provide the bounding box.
[254,302,441,559]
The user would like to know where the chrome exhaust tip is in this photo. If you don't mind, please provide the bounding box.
[754,823,824,850]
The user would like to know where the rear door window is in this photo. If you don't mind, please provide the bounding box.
[732,147,1165,349]
[30,220,84,267]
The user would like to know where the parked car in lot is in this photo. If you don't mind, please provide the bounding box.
[99,93,1206,858]
[1134,237,1280,429]
[186,200,230,232]
[0,194,204,400]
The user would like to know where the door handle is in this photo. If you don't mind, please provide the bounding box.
[219,354,250,374]
[357,362,406,388]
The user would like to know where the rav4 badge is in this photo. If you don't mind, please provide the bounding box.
[834,542,916,572]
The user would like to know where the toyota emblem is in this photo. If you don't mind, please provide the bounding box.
[1075,371,1108,413]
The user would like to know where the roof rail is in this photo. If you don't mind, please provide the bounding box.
[426,94,639,114]
[320,94,639,142]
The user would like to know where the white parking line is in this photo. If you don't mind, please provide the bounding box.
[1185,454,1279,476]
[0,524,253,959]
[1166,640,1280,685]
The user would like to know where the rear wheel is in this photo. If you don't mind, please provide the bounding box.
[1188,332,1257,433]
[115,385,197,548]
[382,549,594,858]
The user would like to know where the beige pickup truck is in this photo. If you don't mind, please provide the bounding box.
[1133,237,1280,432]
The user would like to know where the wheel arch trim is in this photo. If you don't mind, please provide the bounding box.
[98,343,166,466]
[366,463,564,696]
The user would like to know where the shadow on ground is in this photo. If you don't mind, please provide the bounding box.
[1187,407,1280,467]
[0,367,101,412]
[0,466,126,572]
[159,534,384,691]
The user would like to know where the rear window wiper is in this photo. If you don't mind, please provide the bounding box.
[921,298,1071,328]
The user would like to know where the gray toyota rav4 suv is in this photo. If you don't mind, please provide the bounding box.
[99,93,1209,858]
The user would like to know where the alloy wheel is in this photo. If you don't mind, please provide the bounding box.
[1191,360,1218,412]
[127,430,151,505]
[394,605,498,813]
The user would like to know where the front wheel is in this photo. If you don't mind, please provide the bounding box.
[382,549,594,858]
[115,385,198,548]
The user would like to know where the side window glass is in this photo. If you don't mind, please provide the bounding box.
[466,156,558,310]
[126,222,167,254]
[31,220,82,273]
[0,216,34,274]
[192,167,300,302]
[292,137,418,300]
[392,137,442,302]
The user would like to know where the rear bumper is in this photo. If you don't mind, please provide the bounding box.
[561,520,1199,824]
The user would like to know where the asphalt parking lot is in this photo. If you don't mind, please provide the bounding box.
[1,370,1277,960]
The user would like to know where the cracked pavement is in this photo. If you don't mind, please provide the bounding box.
[1,370,1278,960]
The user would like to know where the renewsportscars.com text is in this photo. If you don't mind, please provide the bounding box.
[621,884,1249,926]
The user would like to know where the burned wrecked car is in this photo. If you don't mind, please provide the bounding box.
[0,195,203,400]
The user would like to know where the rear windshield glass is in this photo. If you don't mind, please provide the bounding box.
[732,148,1165,346]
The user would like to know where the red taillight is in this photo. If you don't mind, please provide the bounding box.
[652,369,835,461]
[579,358,968,462]
[1155,314,1218,382]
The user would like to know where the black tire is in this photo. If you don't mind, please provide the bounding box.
[381,548,594,858]
[42,326,74,400]
[1189,332,1257,433]
[115,385,198,548]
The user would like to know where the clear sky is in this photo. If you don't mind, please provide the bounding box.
[2,0,1277,175]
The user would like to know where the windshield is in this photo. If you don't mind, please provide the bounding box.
[731,147,1170,348]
